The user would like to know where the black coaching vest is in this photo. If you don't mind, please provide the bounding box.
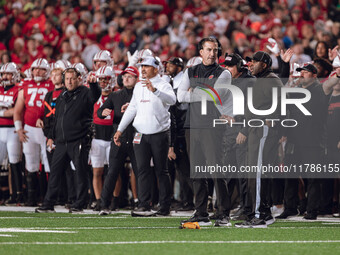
[184,63,225,129]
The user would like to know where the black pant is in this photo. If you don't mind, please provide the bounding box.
[43,138,90,208]
[100,141,138,209]
[134,131,171,210]
[283,145,322,214]
[223,126,251,214]
[247,126,279,217]
[167,136,193,204]
[187,129,230,217]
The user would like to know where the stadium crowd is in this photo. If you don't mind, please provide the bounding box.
[1,0,340,228]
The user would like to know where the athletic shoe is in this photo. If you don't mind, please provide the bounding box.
[152,209,170,217]
[69,207,83,214]
[25,200,37,207]
[235,217,267,228]
[181,214,212,226]
[260,214,275,225]
[5,196,17,206]
[231,214,249,221]
[303,213,317,220]
[93,200,101,211]
[35,206,55,213]
[298,199,307,216]
[275,210,298,219]
[271,205,284,217]
[214,216,232,227]
[131,207,154,217]
[99,208,111,216]
[175,202,194,211]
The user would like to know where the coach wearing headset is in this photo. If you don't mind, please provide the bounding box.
[178,37,233,227]
[114,57,176,217]
[36,67,101,213]
[223,53,256,221]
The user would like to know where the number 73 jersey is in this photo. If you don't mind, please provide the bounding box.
[22,79,54,127]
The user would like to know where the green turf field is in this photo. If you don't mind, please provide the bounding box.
[1,210,340,255]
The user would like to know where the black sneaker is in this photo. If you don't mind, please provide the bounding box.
[153,209,170,217]
[16,194,24,206]
[5,196,17,206]
[260,214,275,225]
[99,208,111,216]
[303,213,317,220]
[235,217,267,228]
[69,207,83,214]
[131,207,153,217]
[209,213,219,220]
[181,214,212,226]
[25,200,37,207]
[35,206,55,213]
[176,202,194,211]
[93,200,101,211]
[232,214,250,221]
[275,210,298,219]
[214,216,232,227]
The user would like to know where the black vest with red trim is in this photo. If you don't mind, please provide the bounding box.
[185,63,225,129]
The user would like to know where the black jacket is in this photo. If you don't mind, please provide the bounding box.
[97,87,135,144]
[49,82,101,143]
[232,68,256,136]
[42,87,63,137]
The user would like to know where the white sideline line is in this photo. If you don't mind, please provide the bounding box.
[0,234,14,237]
[0,216,178,219]
[17,227,179,230]
[0,228,77,233]
[1,240,340,245]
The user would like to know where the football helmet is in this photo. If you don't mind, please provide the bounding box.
[93,50,113,70]
[30,58,50,82]
[72,63,88,84]
[96,65,115,92]
[0,62,20,86]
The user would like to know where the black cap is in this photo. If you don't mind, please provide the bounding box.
[296,64,317,74]
[167,57,184,69]
[246,51,272,67]
[224,53,243,66]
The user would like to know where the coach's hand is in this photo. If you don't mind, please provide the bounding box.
[114,131,122,147]
[236,132,247,145]
[102,108,112,117]
[47,139,55,151]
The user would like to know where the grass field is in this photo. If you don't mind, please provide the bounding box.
[1,207,340,255]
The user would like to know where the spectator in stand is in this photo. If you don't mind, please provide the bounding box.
[100,21,120,52]
[43,20,60,48]
[314,41,329,60]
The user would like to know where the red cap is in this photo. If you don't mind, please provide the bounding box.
[121,66,139,77]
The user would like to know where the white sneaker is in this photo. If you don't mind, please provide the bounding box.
[271,205,284,217]
[99,209,111,216]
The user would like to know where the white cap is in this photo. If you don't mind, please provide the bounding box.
[137,56,159,68]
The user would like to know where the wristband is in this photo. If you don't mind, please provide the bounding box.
[0,109,5,117]
[14,120,23,131]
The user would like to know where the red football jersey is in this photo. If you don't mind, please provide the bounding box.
[22,79,54,127]
[93,95,114,126]
[0,85,19,126]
